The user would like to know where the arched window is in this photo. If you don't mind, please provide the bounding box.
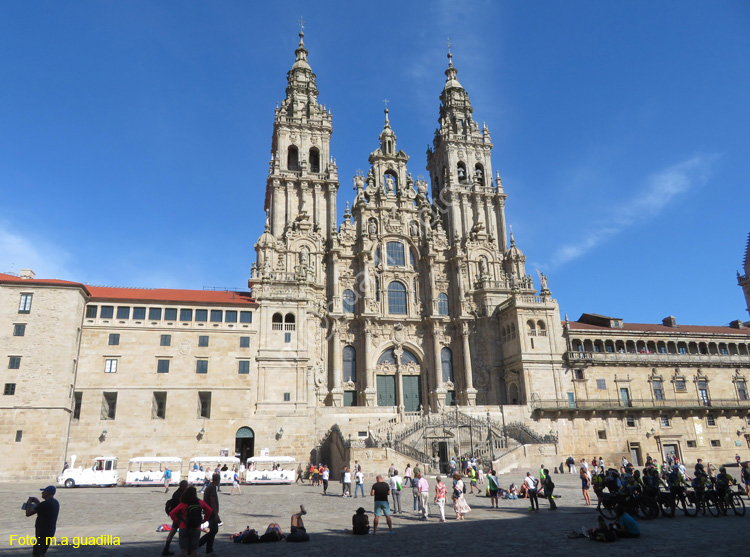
[527,320,536,336]
[401,348,418,364]
[309,147,320,173]
[457,161,467,182]
[343,346,356,382]
[284,313,296,331]
[377,347,418,365]
[441,347,454,382]
[474,163,485,184]
[287,146,299,170]
[437,293,449,316]
[342,289,355,314]
[537,320,546,336]
[272,312,283,331]
[387,281,407,315]
[386,242,405,266]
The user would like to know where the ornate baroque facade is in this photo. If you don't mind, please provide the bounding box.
[2,34,749,481]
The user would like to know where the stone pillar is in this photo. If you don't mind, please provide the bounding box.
[431,326,445,411]
[363,324,377,406]
[330,324,343,406]
[272,183,283,238]
[313,183,322,233]
[495,196,507,251]
[396,365,405,414]
[461,322,477,405]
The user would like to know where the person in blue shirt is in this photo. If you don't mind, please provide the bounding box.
[612,505,640,538]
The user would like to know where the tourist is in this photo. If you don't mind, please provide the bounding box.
[342,467,352,497]
[25,485,59,557]
[230,467,242,495]
[487,469,500,508]
[163,480,188,556]
[295,463,305,484]
[163,466,172,493]
[581,467,591,505]
[543,468,556,510]
[412,473,420,512]
[321,465,330,495]
[354,467,365,498]
[566,455,576,474]
[417,473,430,519]
[452,473,471,519]
[524,472,539,512]
[434,475,447,522]
[169,486,213,557]
[370,475,394,534]
[352,507,370,535]
[612,506,640,538]
[404,464,413,487]
[286,505,309,542]
[389,469,403,513]
[468,466,479,494]
[198,474,220,555]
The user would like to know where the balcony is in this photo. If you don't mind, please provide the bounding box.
[564,350,750,368]
[532,397,750,416]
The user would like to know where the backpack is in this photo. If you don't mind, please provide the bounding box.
[165,498,176,516]
[185,504,203,529]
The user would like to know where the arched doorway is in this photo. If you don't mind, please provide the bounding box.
[376,347,423,411]
[235,427,254,462]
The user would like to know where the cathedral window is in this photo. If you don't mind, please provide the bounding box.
[343,289,356,314]
[401,349,418,364]
[287,145,299,170]
[527,320,536,336]
[474,163,485,185]
[284,313,296,331]
[377,347,418,365]
[441,347,454,382]
[457,162,467,182]
[309,147,320,173]
[437,293,449,316]
[343,346,356,382]
[537,320,546,336]
[272,313,283,330]
[386,242,405,266]
[387,281,407,315]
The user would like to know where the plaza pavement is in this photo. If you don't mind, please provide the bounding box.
[2,470,749,556]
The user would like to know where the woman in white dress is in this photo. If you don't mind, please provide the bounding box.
[452,473,471,519]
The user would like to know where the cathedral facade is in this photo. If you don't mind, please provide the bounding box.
[2,34,749,481]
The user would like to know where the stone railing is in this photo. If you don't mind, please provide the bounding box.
[565,350,750,367]
[532,397,750,411]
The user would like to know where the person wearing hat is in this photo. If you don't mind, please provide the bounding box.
[352,507,370,535]
[25,485,59,556]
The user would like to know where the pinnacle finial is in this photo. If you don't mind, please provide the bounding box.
[445,37,453,67]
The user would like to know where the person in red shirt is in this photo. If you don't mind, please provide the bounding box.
[169,486,213,556]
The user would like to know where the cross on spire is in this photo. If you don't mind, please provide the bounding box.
[445,37,452,53]
[297,16,305,33]
[382,98,389,110]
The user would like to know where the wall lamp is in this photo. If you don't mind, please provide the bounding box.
[197,427,205,440]
[646,428,656,439]
[275,428,284,441]
[98,430,107,442]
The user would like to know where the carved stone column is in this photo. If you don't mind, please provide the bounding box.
[461,322,477,405]
[431,325,446,411]
[363,323,377,406]
[330,321,343,406]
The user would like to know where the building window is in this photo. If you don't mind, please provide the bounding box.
[446,390,457,407]
[104,359,118,373]
[283,392,291,402]
[133,307,146,320]
[660,415,670,427]
[240,311,253,324]
[225,310,237,323]
[180,308,193,321]
[387,281,407,315]
[101,392,117,420]
[596,379,606,390]
[574,369,585,380]
[597,430,607,440]
[687,440,697,448]
[711,439,721,447]
[626,416,636,427]
[698,380,710,406]
[116,306,130,319]
[196,360,208,374]
[240,337,250,348]
[157,359,170,374]
[343,346,356,382]
[85,305,98,318]
[164,308,178,321]
[674,379,687,392]
[437,293,449,316]
[653,380,664,400]
[441,347,454,383]
[343,289,356,314]
[706,414,716,427]
[160,334,171,347]
[4,383,16,395]
[152,391,167,419]
[738,380,748,401]
[18,293,33,313]
[678,346,688,354]
[8,356,21,369]
[108,334,120,346]
[73,392,82,420]
[198,392,211,418]
[386,242,405,266]
[198,335,209,347]
[148,307,162,321]
[210,310,223,323]
[195,309,208,322]
[238,360,250,374]
[15,430,22,442]
[100,305,114,319]
[284,332,292,343]
[272,313,283,330]
[343,390,357,407]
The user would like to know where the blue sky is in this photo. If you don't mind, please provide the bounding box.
[1,1,748,326]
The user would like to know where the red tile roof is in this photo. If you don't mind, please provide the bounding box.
[86,285,255,306]
[0,273,89,291]
[568,320,750,337]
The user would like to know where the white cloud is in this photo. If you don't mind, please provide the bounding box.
[549,154,719,268]
[0,221,77,280]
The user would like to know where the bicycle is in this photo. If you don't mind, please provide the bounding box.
[716,486,746,517]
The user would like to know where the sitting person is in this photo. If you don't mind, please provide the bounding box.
[519,481,528,499]
[505,483,519,499]
[586,516,616,542]
[352,507,370,535]
[287,505,309,543]
[611,506,640,538]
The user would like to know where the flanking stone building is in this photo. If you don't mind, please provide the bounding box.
[2,33,749,481]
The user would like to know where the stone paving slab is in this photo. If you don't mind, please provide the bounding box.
[2,472,749,556]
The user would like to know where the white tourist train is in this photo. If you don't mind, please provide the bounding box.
[58,456,119,488]
[124,457,182,486]
[245,456,295,485]
[187,456,240,485]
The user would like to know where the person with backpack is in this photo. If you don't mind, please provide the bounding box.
[543,468,557,510]
[162,480,188,556]
[389,469,403,513]
[168,486,212,557]
[487,469,500,508]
